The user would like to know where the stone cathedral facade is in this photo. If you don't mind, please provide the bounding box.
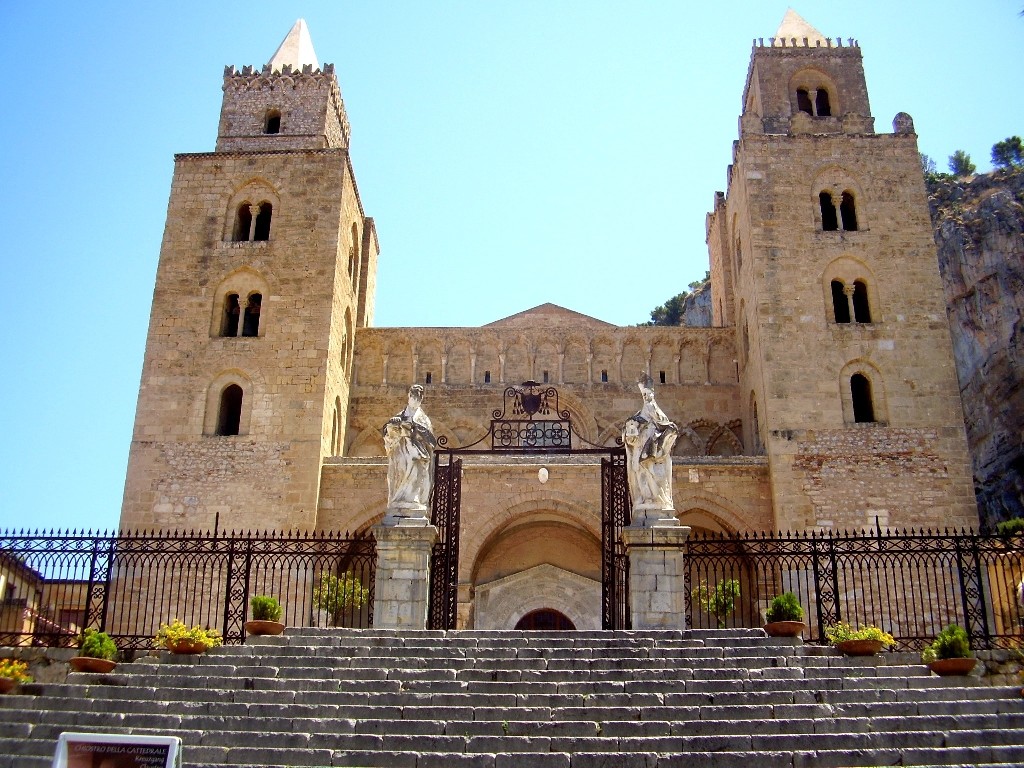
[120,14,979,629]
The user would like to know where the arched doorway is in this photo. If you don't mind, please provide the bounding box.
[515,609,575,630]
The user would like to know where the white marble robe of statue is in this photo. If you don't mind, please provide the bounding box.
[622,379,679,512]
[382,385,437,513]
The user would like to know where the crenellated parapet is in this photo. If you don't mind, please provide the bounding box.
[217,63,350,151]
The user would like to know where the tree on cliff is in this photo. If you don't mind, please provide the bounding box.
[644,272,709,326]
[992,136,1023,169]
[948,150,977,176]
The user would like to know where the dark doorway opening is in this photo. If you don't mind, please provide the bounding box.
[515,609,576,631]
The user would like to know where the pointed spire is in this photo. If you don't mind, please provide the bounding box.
[267,19,320,71]
[774,8,828,46]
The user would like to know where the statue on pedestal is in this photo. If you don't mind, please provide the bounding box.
[622,374,679,522]
[382,385,436,522]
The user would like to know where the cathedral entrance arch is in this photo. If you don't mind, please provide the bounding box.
[426,381,630,630]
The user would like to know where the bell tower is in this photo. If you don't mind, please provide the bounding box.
[120,20,378,532]
[707,11,977,530]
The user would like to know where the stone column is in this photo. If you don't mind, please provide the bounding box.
[371,523,438,630]
[621,523,691,630]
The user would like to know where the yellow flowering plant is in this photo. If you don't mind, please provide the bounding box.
[824,621,896,648]
[154,620,223,651]
[0,658,32,684]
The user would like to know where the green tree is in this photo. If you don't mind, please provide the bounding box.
[948,150,976,176]
[313,571,369,626]
[647,292,688,326]
[691,579,741,627]
[920,153,937,176]
[991,136,1023,169]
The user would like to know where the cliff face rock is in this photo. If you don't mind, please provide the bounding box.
[681,281,713,327]
[929,168,1024,527]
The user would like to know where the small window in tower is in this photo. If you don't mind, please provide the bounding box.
[222,293,241,336]
[542,370,549,383]
[425,372,432,384]
[484,370,491,384]
[217,384,243,436]
[852,281,871,323]
[253,203,273,241]
[819,192,838,231]
[815,89,832,117]
[242,293,262,337]
[840,192,858,231]
[264,110,281,135]
[796,88,813,115]
[659,371,666,384]
[831,280,851,324]
[233,204,252,242]
[851,374,875,423]
[601,369,608,383]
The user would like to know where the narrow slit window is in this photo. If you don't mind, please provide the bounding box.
[222,293,240,336]
[484,370,491,384]
[542,370,549,383]
[264,110,281,134]
[852,281,871,323]
[601,369,608,383]
[815,89,832,117]
[659,371,666,384]
[796,89,813,115]
[233,204,252,242]
[831,280,851,323]
[253,203,272,241]
[425,372,432,384]
[851,374,875,423]
[840,192,858,231]
[217,384,243,436]
[242,293,261,337]
[820,192,838,231]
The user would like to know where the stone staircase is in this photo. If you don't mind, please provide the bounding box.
[1,628,1023,767]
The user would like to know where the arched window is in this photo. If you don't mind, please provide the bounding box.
[796,88,813,115]
[233,204,252,242]
[850,374,875,423]
[253,203,272,241]
[222,293,241,336]
[217,384,243,436]
[840,192,858,231]
[831,280,851,324]
[819,192,838,231]
[815,89,832,117]
[852,280,871,323]
[330,397,342,456]
[264,110,281,134]
[242,293,262,337]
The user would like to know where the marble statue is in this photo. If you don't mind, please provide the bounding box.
[622,374,679,522]
[382,385,437,522]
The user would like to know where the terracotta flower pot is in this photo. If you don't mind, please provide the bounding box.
[166,639,210,655]
[835,638,884,656]
[927,657,977,676]
[244,620,285,636]
[0,677,16,694]
[764,621,806,638]
[69,657,117,673]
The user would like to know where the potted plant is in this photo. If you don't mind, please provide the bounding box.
[0,658,32,694]
[763,592,806,637]
[313,571,370,627]
[154,620,223,655]
[245,595,285,636]
[824,621,896,656]
[70,628,119,673]
[921,624,976,676]
[691,579,741,628]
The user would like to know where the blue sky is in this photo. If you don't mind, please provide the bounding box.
[1,2,1021,532]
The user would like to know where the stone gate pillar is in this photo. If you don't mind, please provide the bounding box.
[621,522,691,630]
[371,523,437,630]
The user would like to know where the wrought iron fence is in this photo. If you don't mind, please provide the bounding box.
[0,529,376,649]
[684,528,1024,650]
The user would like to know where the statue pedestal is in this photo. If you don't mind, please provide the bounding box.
[382,504,430,527]
[371,523,438,630]
[621,524,691,630]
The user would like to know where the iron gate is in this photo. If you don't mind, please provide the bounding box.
[601,449,631,629]
[425,380,629,630]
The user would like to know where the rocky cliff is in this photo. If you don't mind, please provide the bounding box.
[928,167,1024,528]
